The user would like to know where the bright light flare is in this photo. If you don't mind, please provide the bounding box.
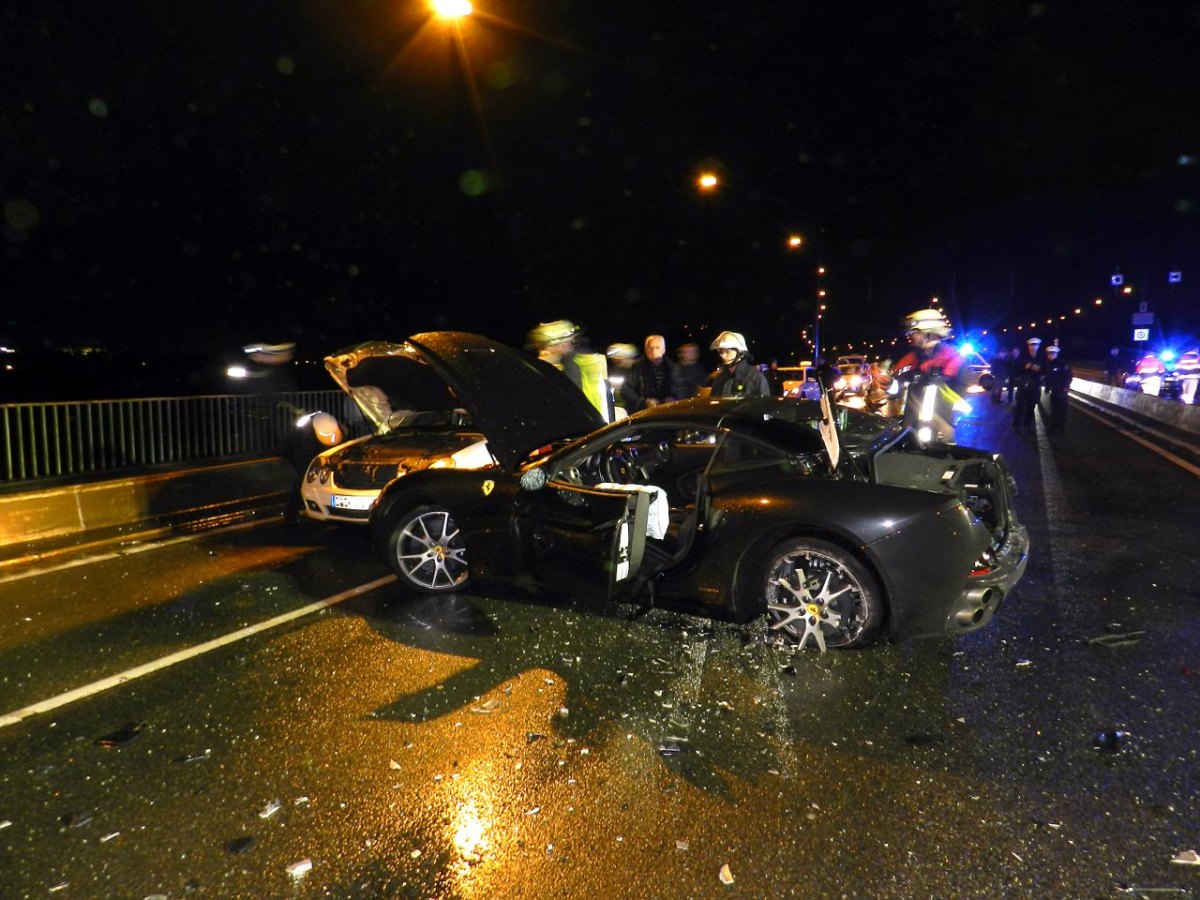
[432,0,473,18]
[697,172,719,191]
[787,234,803,249]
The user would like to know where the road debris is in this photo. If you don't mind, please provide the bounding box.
[1171,850,1200,865]
[60,811,92,830]
[258,800,282,819]
[1093,730,1129,752]
[173,750,211,764]
[719,863,735,885]
[94,721,146,747]
[1087,630,1146,647]
[675,840,689,851]
[286,858,313,878]
[470,698,502,714]
[225,836,256,854]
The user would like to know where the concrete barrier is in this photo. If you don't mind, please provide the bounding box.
[1070,378,1200,437]
[0,458,293,566]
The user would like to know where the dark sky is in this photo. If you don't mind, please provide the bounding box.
[5,0,1200,368]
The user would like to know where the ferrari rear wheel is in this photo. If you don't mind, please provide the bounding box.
[385,505,470,595]
[763,537,883,651]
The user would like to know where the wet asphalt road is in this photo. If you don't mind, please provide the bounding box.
[1,395,1199,898]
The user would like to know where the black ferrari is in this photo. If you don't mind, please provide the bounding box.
[366,332,1029,651]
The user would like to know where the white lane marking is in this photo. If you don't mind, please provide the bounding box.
[0,574,397,729]
[0,519,272,585]
[1072,400,1200,478]
[1032,407,1067,586]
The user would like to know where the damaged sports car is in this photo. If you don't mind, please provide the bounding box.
[299,340,502,524]
[366,332,1029,651]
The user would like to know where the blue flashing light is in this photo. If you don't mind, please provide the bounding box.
[1161,349,1177,363]
[958,342,976,356]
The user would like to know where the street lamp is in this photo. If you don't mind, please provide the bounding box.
[431,0,472,18]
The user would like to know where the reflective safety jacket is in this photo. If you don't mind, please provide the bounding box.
[894,341,966,391]
[558,351,615,422]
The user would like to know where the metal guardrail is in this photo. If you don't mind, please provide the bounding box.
[1,390,360,485]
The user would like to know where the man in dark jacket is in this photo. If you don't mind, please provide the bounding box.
[622,334,681,412]
[707,331,770,398]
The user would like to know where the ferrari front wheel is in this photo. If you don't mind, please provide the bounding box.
[385,505,470,595]
[763,537,883,651]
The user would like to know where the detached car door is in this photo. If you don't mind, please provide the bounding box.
[515,481,650,599]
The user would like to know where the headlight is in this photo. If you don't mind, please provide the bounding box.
[429,457,457,469]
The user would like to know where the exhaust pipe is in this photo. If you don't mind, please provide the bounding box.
[956,587,1002,626]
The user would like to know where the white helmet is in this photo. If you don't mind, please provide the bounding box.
[903,308,951,338]
[606,342,638,361]
[710,330,748,353]
[311,412,343,447]
[1026,336,1042,347]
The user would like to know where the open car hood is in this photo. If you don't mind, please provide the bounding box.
[325,332,607,470]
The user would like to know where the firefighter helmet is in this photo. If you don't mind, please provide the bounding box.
[902,308,951,338]
[710,330,748,353]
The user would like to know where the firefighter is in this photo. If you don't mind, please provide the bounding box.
[527,320,615,421]
[707,331,770,398]
[891,309,969,443]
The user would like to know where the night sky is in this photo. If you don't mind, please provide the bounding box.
[5,0,1200,389]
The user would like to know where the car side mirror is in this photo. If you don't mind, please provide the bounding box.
[520,467,548,491]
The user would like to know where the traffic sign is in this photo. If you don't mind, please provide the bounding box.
[1111,274,1124,285]
[1133,328,1150,342]
[1132,312,1154,325]
[1169,271,1182,283]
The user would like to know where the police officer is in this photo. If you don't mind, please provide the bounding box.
[707,331,770,398]
[1040,343,1072,433]
[1011,337,1044,431]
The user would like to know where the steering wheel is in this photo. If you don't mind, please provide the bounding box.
[603,445,640,483]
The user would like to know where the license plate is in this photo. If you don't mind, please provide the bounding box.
[331,494,374,511]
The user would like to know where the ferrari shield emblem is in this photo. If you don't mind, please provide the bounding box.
[482,479,495,496]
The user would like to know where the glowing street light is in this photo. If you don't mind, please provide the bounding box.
[697,172,719,191]
[786,234,803,249]
[432,0,473,18]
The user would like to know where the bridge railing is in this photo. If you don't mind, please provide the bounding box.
[1,391,363,485]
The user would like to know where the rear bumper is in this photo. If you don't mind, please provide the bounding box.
[944,521,1029,633]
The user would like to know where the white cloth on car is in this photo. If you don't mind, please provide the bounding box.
[596,483,668,540]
